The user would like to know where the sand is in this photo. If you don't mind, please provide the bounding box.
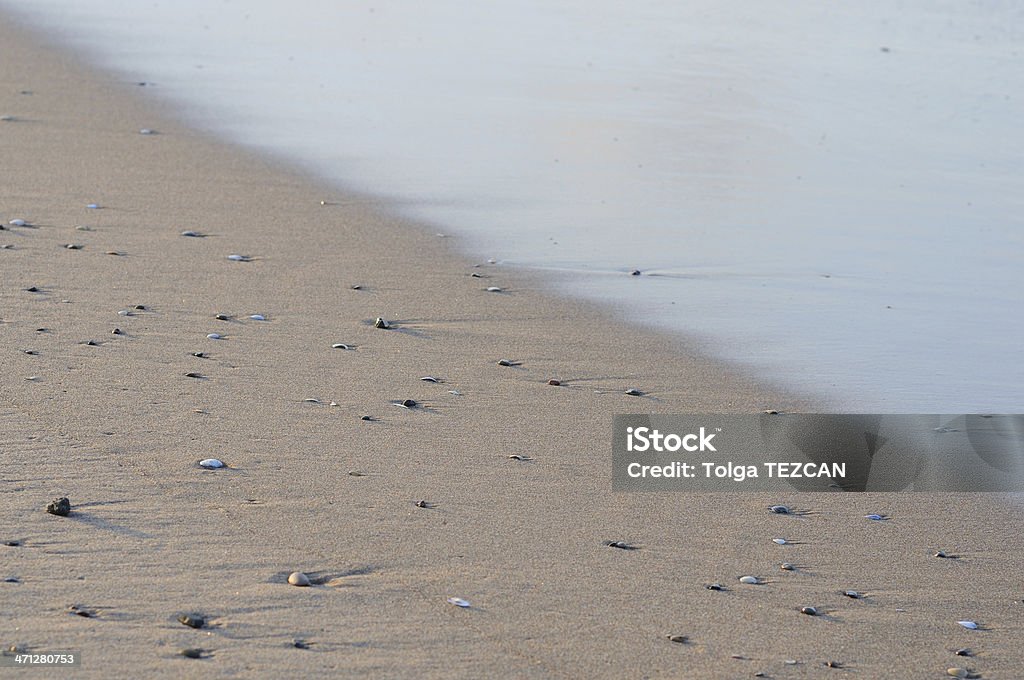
[1,15,1022,679]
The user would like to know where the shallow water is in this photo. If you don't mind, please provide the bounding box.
[4,0,1022,410]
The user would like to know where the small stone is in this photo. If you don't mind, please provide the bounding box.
[118,310,132,316]
[180,648,205,659]
[207,333,223,340]
[824,661,843,669]
[706,583,725,591]
[178,613,206,629]
[81,340,99,346]
[214,313,230,320]
[192,352,208,358]
[935,550,954,558]
[249,314,266,321]
[666,635,687,644]
[227,254,249,261]
[507,454,531,461]
[46,497,71,517]
[415,500,430,508]
[780,563,795,571]
[772,538,788,545]
[801,606,819,616]
[111,328,122,335]
[287,572,311,587]
[181,230,205,237]
[25,286,40,292]
[360,415,374,421]
[139,128,155,135]
[547,379,561,386]
[864,514,887,521]
[603,540,638,550]
[292,639,311,649]
[9,219,26,227]
[400,399,418,408]
[947,669,969,679]
[86,204,100,209]
[843,590,861,599]
[955,649,972,657]
[76,225,92,231]
[68,605,95,618]
[374,317,390,329]
[65,243,83,250]
[768,505,792,514]
[198,459,225,469]
[496,359,520,366]
[739,576,759,585]
[420,376,440,383]
[185,372,205,379]
[486,286,503,293]
[624,388,643,396]
[630,270,641,276]
[351,284,362,290]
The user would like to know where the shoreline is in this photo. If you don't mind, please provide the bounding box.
[2,14,1022,679]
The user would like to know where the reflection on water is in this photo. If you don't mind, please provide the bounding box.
[4,0,1022,409]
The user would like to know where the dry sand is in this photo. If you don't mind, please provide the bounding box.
[2,16,1022,679]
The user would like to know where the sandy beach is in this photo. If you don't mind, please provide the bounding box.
[2,15,1022,679]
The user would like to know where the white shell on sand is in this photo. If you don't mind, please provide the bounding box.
[139,128,155,135]
[9,219,26,227]
[287,571,311,587]
[199,458,224,469]
[118,310,133,316]
[864,514,885,521]
[768,505,791,514]
[227,254,246,261]
[772,538,788,545]
[947,669,968,679]
[957,620,978,630]
[207,333,223,340]
[249,314,266,321]
[486,286,503,292]
[86,203,100,209]
[739,576,759,585]
[446,597,470,608]
[332,343,352,350]
[181,230,203,237]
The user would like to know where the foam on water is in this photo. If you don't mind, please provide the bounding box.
[4,0,1022,410]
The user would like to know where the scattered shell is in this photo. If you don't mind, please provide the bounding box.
[739,576,759,585]
[9,219,26,227]
[547,379,561,386]
[485,286,503,292]
[139,128,155,135]
[76,225,92,231]
[360,415,374,421]
[843,590,862,599]
[206,333,223,340]
[180,648,205,659]
[351,284,362,290]
[603,540,638,550]
[303,398,321,403]
[447,597,471,608]
[192,352,208,358]
[249,314,266,321]
[946,669,969,679]
[399,399,418,408]
[329,402,338,407]
[630,270,641,276]
[768,505,792,514]
[86,204,100,209]
[624,388,644,396]
[198,459,225,469]
[666,635,688,644]
[706,583,725,591]
[111,328,123,335]
[181,230,205,237]
[415,500,430,508]
[287,572,311,587]
[25,376,40,381]
[46,497,71,517]
[955,649,973,657]
[118,310,132,316]
[331,343,352,350]
[214,313,230,321]
[185,372,205,379]
[292,639,311,649]
[780,563,795,571]
[178,613,206,629]
[772,538,788,545]
[374,317,390,329]
[496,359,520,367]
[25,286,40,292]
[800,606,819,616]
[448,389,462,396]
[227,254,249,262]
[420,376,441,383]
[935,550,955,558]
[507,454,531,461]
[864,514,887,521]
[957,620,979,630]
[65,244,83,249]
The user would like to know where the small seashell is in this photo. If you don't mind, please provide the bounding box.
[800,606,819,616]
[180,648,205,659]
[287,572,311,587]
[118,309,132,316]
[864,514,887,521]
[485,286,503,292]
[780,563,795,571]
[329,402,338,407]
[192,352,207,358]
[374,317,390,329]
[227,254,249,261]
[630,270,641,276]
[178,613,205,629]
[111,328,122,335]
[303,398,322,404]
[198,459,225,469]
[507,454,531,461]
[215,313,230,320]
[624,388,644,396]
[547,379,561,386]
[23,349,39,355]
[292,639,311,649]
[946,669,968,679]
[65,243,83,249]
[139,128,155,135]
[86,204,100,209]
[9,219,26,227]
[957,620,978,630]
[331,343,352,350]
[955,649,972,657]
[768,505,792,514]
[415,500,430,508]
[181,230,204,237]
[772,538,788,545]
[185,372,205,379]
[420,376,440,383]
[399,399,418,408]
[360,415,374,421]
[666,635,688,644]
[706,583,725,591]
[935,550,953,558]
[739,576,759,585]
[206,333,223,340]
[496,359,520,366]
[46,497,71,517]
[487,258,497,264]
[824,661,843,669]
[447,597,470,608]
[843,590,861,599]
[76,225,92,231]
[25,376,40,381]
[249,314,266,321]
[448,389,462,396]
[351,284,362,290]
[603,540,637,550]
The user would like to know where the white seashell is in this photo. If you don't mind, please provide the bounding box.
[420,376,440,383]
[0,115,14,122]
[303,398,321,403]
[448,390,462,396]
[947,669,968,679]
[139,128,155,135]
[76,225,92,231]
[487,258,496,264]
[227,254,246,261]
[864,514,886,521]
[446,597,470,608]
[181,230,203,237]
[86,203,100,209]
[287,571,311,587]
[249,314,266,321]
[118,310,132,316]
[9,219,26,227]
[329,401,339,407]
[199,458,224,469]
[332,343,352,350]
[768,505,791,514]
[957,620,978,630]
[207,333,223,340]
[739,576,759,585]
[772,538,788,545]
[486,286,503,292]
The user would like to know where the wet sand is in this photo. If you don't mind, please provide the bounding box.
[2,17,1022,679]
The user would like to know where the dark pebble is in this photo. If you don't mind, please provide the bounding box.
[603,540,638,550]
[401,399,417,408]
[111,328,122,335]
[706,583,726,591]
[180,648,205,659]
[25,286,40,292]
[46,497,71,517]
[185,372,205,379]
[666,635,687,644]
[497,359,520,367]
[215,314,230,320]
[547,379,561,386]
[178,613,206,629]
[5,541,22,547]
[292,639,311,649]
[360,415,374,421]
[800,606,819,616]
[630,270,641,276]
[624,388,643,396]
[955,649,973,657]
